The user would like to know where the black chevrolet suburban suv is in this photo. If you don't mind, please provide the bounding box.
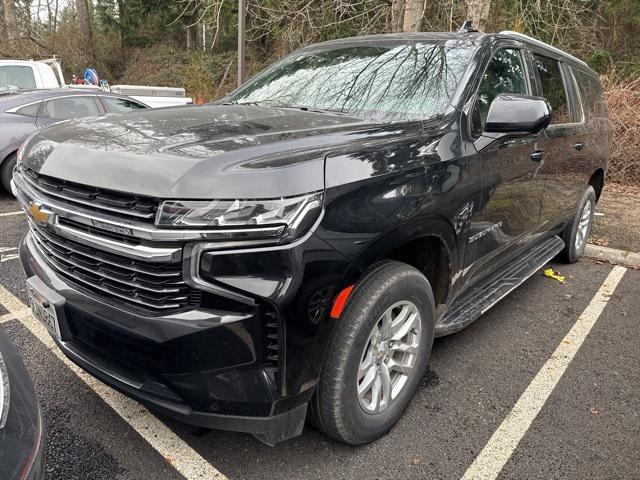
[13,30,611,446]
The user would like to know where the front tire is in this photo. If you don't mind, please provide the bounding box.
[1,152,17,194]
[559,186,596,263]
[311,261,435,445]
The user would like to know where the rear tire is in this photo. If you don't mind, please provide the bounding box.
[559,186,596,263]
[310,260,435,445]
[1,153,17,194]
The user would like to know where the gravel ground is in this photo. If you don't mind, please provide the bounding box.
[1,191,638,480]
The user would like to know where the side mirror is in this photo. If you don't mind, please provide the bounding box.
[485,93,552,135]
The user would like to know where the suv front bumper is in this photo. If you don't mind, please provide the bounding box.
[20,233,308,445]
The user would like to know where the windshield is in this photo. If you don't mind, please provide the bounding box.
[229,40,476,122]
[0,65,37,90]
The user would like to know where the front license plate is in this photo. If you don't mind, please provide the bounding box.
[27,283,61,340]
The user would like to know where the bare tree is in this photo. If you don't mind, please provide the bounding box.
[402,0,426,32]
[0,1,6,39]
[467,0,491,32]
[390,0,405,33]
[3,0,18,40]
[185,0,197,50]
[76,0,96,60]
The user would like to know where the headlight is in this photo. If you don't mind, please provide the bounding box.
[0,352,9,429]
[156,192,323,239]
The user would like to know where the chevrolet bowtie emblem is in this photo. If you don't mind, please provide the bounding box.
[28,202,51,226]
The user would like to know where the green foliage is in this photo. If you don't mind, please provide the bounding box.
[589,50,613,74]
[184,53,215,99]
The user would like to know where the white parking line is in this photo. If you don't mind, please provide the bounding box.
[0,247,19,263]
[461,265,627,480]
[0,307,31,324]
[0,211,24,217]
[0,284,227,480]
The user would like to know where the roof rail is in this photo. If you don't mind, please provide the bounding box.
[498,30,590,69]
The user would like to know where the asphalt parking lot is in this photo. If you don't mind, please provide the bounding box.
[0,191,638,480]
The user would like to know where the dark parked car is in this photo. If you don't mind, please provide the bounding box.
[0,330,45,479]
[0,88,148,193]
[13,30,611,446]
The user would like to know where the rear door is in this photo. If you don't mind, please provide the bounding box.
[36,95,103,128]
[528,52,585,230]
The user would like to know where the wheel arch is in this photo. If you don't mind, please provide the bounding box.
[346,217,458,308]
[0,148,18,167]
[588,168,604,202]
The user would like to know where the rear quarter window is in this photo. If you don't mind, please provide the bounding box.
[13,102,41,117]
[571,68,607,120]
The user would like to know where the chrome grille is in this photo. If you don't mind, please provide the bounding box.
[20,166,158,222]
[28,220,199,311]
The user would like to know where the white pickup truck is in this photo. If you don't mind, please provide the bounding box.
[0,58,192,108]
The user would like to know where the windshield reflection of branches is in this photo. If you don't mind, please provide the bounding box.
[232,42,473,122]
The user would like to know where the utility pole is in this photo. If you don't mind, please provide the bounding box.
[237,0,246,87]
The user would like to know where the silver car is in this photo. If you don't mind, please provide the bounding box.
[0,88,148,193]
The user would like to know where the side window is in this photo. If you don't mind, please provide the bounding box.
[40,96,101,121]
[0,66,37,89]
[571,68,607,120]
[14,102,41,117]
[533,54,570,125]
[102,96,147,113]
[473,48,528,134]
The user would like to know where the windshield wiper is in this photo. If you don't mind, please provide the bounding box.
[223,100,263,106]
[222,101,357,118]
[276,105,354,117]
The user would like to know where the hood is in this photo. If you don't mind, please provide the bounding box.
[20,104,422,199]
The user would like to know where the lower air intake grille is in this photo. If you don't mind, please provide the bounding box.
[264,307,281,385]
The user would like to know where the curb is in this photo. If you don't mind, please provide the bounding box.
[584,244,640,268]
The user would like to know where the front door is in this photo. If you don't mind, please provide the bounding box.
[463,47,546,282]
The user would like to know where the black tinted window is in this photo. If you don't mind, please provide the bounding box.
[40,96,101,120]
[533,55,570,124]
[102,97,147,113]
[14,102,41,117]
[572,68,607,120]
[473,48,528,133]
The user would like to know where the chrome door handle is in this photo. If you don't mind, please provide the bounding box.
[574,142,585,151]
[530,150,545,162]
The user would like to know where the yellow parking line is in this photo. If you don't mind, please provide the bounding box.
[0,284,227,480]
[461,265,627,480]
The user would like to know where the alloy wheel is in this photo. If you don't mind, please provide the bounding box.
[356,300,422,414]
[574,200,593,252]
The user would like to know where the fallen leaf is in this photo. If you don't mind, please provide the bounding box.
[164,456,174,465]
